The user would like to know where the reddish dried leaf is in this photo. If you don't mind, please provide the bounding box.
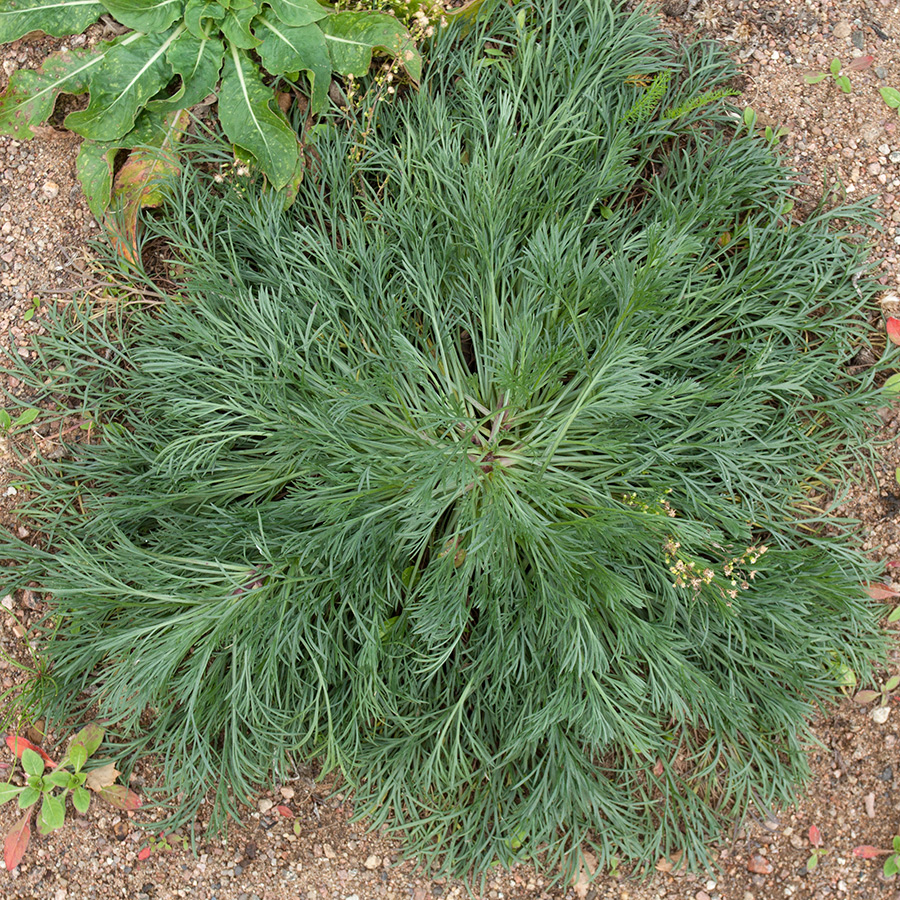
[846,54,875,71]
[865,582,900,599]
[4,811,31,872]
[276,805,294,818]
[137,846,152,861]
[887,318,900,347]
[853,845,886,858]
[652,759,664,777]
[747,854,773,874]
[808,825,822,847]
[5,735,56,768]
[97,784,142,811]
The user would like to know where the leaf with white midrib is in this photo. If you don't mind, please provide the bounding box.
[65,27,183,141]
[218,43,300,190]
[0,0,104,43]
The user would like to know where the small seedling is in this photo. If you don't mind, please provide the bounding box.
[807,825,827,870]
[0,408,40,432]
[854,837,900,877]
[741,107,789,144]
[137,830,190,861]
[853,673,900,708]
[22,298,40,323]
[804,55,874,94]
[882,88,900,118]
[1,726,141,872]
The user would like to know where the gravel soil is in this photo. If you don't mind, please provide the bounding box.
[2,2,900,899]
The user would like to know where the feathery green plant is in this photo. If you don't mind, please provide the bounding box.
[0,0,891,882]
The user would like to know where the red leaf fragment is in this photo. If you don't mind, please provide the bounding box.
[276,805,294,818]
[652,759,664,777]
[865,582,900,600]
[747,854,773,874]
[846,54,875,71]
[887,317,900,347]
[137,846,152,861]
[853,845,887,858]
[5,735,56,768]
[809,825,822,847]
[97,784,142,811]
[4,811,31,872]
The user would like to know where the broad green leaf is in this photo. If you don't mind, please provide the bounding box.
[320,12,421,82]
[36,792,65,835]
[184,0,227,38]
[886,674,900,692]
[43,769,73,789]
[804,74,827,85]
[837,75,851,94]
[0,0,103,43]
[218,45,300,190]
[880,87,900,109]
[265,0,328,28]
[886,855,900,878]
[255,15,329,112]
[72,785,90,814]
[17,785,40,809]
[76,139,119,219]
[70,723,103,762]
[0,783,23,805]
[102,0,183,33]
[12,407,40,429]
[0,410,10,430]
[20,749,44,778]
[220,6,260,48]
[148,31,225,112]
[65,27,182,141]
[0,44,102,140]
[889,605,900,623]
[829,58,841,76]
[884,372,900,397]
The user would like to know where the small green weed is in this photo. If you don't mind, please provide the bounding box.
[881,87,900,118]
[742,106,789,144]
[1,725,141,872]
[804,55,873,93]
[22,298,40,324]
[806,825,827,871]
[854,837,900,877]
[0,408,40,433]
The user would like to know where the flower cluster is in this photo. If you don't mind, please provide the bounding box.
[663,540,767,601]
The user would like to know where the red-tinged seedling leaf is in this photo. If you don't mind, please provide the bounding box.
[276,805,294,818]
[865,582,900,599]
[887,318,900,346]
[4,811,31,872]
[97,784,142,811]
[854,690,882,704]
[5,735,56,768]
[809,825,822,847]
[853,845,886,858]
[846,55,875,71]
[137,846,152,861]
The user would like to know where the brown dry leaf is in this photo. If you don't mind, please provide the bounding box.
[85,762,120,792]
[655,849,684,873]
[571,850,597,899]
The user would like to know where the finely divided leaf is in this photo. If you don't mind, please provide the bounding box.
[255,15,330,112]
[65,28,181,142]
[102,0,183,33]
[0,44,103,140]
[320,11,421,81]
[266,0,328,28]
[218,45,300,189]
[148,31,225,112]
[0,0,103,43]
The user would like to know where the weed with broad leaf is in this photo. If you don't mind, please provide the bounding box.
[881,88,900,118]
[807,825,827,871]
[804,56,874,94]
[854,837,900,877]
[0,726,141,873]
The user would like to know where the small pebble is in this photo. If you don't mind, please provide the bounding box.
[41,181,59,200]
